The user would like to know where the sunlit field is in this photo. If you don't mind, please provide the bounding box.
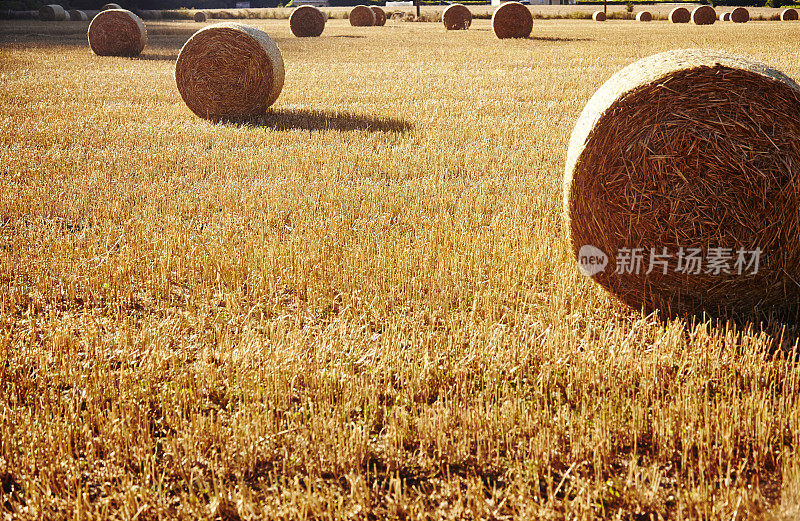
[3,16,800,519]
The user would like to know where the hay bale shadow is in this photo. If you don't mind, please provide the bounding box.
[218,108,412,133]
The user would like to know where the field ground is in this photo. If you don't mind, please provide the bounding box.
[3,17,800,520]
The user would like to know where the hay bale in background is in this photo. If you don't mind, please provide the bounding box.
[442,3,472,30]
[721,12,730,21]
[669,7,690,23]
[68,9,88,21]
[289,5,325,37]
[564,49,800,316]
[592,10,606,21]
[101,3,121,10]
[371,6,386,26]
[491,2,532,39]
[39,4,66,21]
[349,5,375,26]
[194,11,207,22]
[175,22,285,120]
[781,8,798,20]
[635,11,652,22]
[87,9,146,56]
[691,5,715,24]
[730,7,748,22]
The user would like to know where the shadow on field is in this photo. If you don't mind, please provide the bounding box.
[136,53,179,61]
[530,36,592,42]
[224,108,412,133]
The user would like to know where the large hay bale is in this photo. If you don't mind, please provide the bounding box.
[668,6,690,23]
[194,11,207,22]
[101,3,121,10]
[730,7,748,22]
[442,3,472,29]
[691,5,715,25]
[720,12,730,21]
[491,2,532,39]
[175,22,285,121]
[371,6,386,26]
[564,49,800,316]
[87,9,146,56]
[289,5,325,36]
[68,9,88,21]
[39,5,66,21]
[349,5,375,26]
[781,8,798,20]
[592,10,606,21]
[635,11,652,22]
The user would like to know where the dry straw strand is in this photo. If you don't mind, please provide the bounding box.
[68,9,88,21]
[635,11,652,22]
[349,5,375,26]
[592,10,606,21]
[371,6,386,26]
[87,9,146,56]
[564,49,800,316]
[194,11,207,22]
[669,6,690,23]
[175,22,285,121]
[730,7,748,23]
[781,8,798,20]
[101,3,121,10]
[289,5,325,37]
[39,4,66,21]
[691,5,716,25]
[491,2,532,39]
[442,4,472,30]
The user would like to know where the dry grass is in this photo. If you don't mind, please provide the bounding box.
[2,17,800,520]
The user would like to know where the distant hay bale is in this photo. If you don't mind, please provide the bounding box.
[635,11,651,22]
[39,5,66,21]
[349,5,375,26]
[669,7,690,23]
[101,3,121,10]
[289,5,325,37]
[592,10,606,21]
[87,9,146,56]
[565,49,800,316]
[442,4,471,30]
[194,11,207,22]
[781,8,798,20]
[175,22,285,121]
[68,9,88,21]
[730,7,748,22]
[721,12,730,21]
[371,6,386,26]
[491,2,532,39]
[691,5,716,25]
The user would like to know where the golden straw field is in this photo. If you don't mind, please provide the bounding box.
[2,16,800,519]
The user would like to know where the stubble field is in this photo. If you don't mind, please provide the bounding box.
[2,16,800,520]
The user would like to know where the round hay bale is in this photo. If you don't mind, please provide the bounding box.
[442,3,472,29]
[564,49,800,316]
[39,5,66,21]
[175,22,285,121]
[87,9,146,56]
[691,5,715,25]
[101,3,121,10]
[491,2,532,39]
[68,9,88,21]
[730,7,748,23]
[592,10,606,21]
[371,6,386,26]
[781,8,798,20]
[668,6,690,23]
[289,5,325,36]
[635,11,652,22]
[720,12,730,21]
[194,11,207,22]
[349,5,375,26]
